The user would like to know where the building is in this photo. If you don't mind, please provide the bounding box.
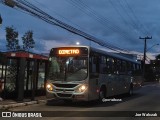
[149,60,160,81]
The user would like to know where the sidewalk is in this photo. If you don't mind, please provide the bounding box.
[0,96,48,110]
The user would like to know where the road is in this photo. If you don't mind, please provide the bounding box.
[1,82,160,120]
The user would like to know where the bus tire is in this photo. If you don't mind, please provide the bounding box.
[99,86,106,102]
[128,84,133,96]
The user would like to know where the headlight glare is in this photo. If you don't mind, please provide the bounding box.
[78,85,87,93]
[46,83,53,91]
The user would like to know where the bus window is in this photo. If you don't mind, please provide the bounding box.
[121,61,127,74]
[90,55,100,73]
[50,57,60,73]
[100,56,107,73]
[48,56,88,81]
[106,57,114,74]
[116,59,121,73]
[101,56,106,64]
[133,63,136,70]
[127,62,132,71]
[113,58,118,74]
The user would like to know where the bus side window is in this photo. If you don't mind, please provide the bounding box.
[89,57,92,72]
[95,56,100,73]
[93,56,97,64]
[100,56,106,73]
[113,58,117,74]
[121,60,127,74]
[116,59,121,74]
[90,55,100,73]
[106,57,114,74]
[127,62,132,75]
[89,55,100,78]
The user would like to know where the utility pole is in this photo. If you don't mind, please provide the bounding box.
[139,36,152,80]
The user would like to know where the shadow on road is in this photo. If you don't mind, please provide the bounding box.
[46,92,144,108]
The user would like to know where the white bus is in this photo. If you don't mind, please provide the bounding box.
[46,46,142,102]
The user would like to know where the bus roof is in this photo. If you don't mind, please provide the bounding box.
[90,47,140,64]
[51,46,140,64]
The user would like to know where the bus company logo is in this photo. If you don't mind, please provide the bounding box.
[2,112,11,117]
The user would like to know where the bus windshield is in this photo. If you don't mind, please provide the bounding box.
[48,56,88,82]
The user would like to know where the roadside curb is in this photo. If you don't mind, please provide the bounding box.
[0,99,47,110]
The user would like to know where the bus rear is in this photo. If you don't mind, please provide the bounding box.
[46,46,89,101]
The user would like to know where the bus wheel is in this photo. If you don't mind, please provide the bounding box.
[99,87,106,102]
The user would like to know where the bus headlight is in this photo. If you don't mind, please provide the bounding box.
[46,83,53,91]
[78,85,87,93]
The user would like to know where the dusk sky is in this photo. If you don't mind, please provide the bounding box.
[0,0,160,59]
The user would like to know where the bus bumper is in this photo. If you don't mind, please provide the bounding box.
[46,91,89,101]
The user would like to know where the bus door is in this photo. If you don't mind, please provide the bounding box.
[112,73,121,96]
[89,73,99,100]
[105,74,116,97]
[104,57,118,97]
[88,56,100,100]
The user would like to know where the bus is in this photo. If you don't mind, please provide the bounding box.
[46,46,143,102]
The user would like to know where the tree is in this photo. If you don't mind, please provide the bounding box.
[5,26,20,51]
[22,30,35,51]
[156,54,160,60]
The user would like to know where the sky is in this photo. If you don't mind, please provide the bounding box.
[0,0,160,60]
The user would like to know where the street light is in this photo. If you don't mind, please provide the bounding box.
[76,42,80,45]
[146,43,159,52]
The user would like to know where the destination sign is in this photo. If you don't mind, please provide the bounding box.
[50,47,88,56]
[58,49,79,55]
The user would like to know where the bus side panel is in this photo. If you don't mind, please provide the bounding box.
[88,75,99,101]
[118,75,132,94]
[101,74,131,96]
[99,74,115,97]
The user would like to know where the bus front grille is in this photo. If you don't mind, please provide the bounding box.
[53,83,78,88]
[56,89,74,92]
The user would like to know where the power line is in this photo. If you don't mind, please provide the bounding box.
[33,0,92,38]
[123,0,149,34]
[67,0,134,41]
[66,0,135,52]
[108,0,143,35]
[0,0,129,53]
[108,0,130,27]
[117,0,142,33]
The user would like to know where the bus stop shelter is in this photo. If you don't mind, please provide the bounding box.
[0,50,48,101]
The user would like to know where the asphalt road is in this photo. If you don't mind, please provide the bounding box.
[1,82,160,120]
